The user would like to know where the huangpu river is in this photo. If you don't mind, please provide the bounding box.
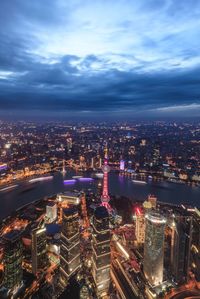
[0,171,200,220]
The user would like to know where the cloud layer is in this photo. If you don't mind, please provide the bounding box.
[0,0,200,119]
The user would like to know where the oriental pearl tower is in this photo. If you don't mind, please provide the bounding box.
[101,145,110,206]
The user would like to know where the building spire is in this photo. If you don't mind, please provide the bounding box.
[101,144,110,203]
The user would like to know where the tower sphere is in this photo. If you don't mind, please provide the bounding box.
[102,164,110,173]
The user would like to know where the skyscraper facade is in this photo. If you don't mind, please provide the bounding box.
[31,225,48,275]
[144,212,166,286]
[60,206,80,286]
[191,211,200,282]
[171,215,192,283]
[46,202,57,223]
[136,213,145,245]
[2,230,23,293]
[92,206,111,297]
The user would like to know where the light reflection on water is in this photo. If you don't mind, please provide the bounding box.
[0,171,199,220]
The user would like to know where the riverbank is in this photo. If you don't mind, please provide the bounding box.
[119,170,200,186]
[0,171,200,221]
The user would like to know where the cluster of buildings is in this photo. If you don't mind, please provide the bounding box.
[0,149,112,299]
[134,195,200,298]
[0,190,112,299]
[0,144,200,298]
[1,121,200,185]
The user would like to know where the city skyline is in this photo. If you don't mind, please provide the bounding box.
[1,2,200,295]
[0,121,200,298]
[0,0,200,119]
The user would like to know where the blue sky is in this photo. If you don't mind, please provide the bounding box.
[0,0,200,119]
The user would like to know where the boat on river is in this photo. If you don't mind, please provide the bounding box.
[132,179,147,184]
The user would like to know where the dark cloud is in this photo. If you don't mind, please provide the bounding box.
[0,0,200,119]
[0,55,199,115]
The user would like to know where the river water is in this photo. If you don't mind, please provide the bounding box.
[0,171,199,220]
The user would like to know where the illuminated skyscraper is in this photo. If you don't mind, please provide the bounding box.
[81,193,90,232]
[32,224,48,275]
[171,215,192,283]
[46,202,57,223]
[135,208,145,245]
[60,206,80,286]
[144,212,166,286]
[148,194,157,209]
[152,147,160,166]
[2,230,23,293]
[101,147,110,204]
[92,206,110,297]
[191,211,200,282]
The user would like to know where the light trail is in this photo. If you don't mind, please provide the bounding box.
[0,184,18,192]
[29,176,53,183]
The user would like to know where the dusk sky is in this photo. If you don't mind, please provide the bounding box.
[0,0,200,119]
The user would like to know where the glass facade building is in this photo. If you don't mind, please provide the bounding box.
[92,206,110,298]
[46,202,57,223]
[2,230,23,292]
[171,216,192,283]
[136,214,145,244]
[32,225,48,275]
[191,213,200,282]
[60,206,80,286]
[144,212,166,286]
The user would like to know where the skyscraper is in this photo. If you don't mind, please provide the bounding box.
[60,206,80,286]
[46,202,57,223]
[152,147,160,166]
[2,230,23,294]
[135,209,145,245]
[31,224,48,275]
[191,210,200,282]
[171,215,192,283]
[92,206,111,297]
[144,212,166,286]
